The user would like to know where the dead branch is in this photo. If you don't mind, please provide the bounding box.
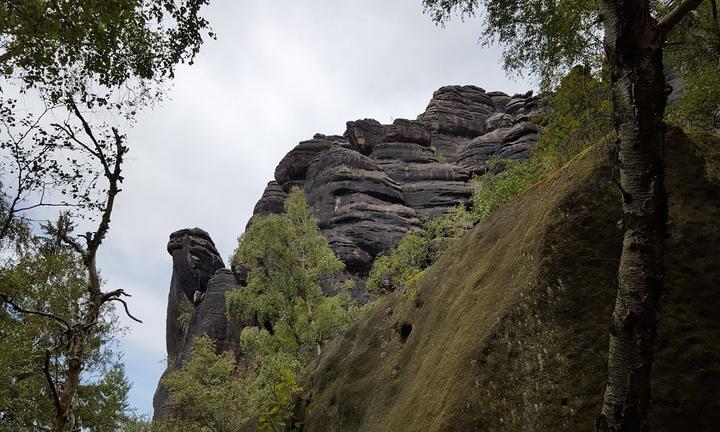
[0,293,70,329]
[43,349,63,417]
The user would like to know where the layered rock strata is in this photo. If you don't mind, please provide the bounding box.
[153,85,542,420]
[255,85,542,274]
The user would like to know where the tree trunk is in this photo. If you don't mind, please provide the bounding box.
[597,0,668,431]
[53,331,84,432]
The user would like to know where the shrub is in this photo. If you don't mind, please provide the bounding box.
[366,232,431,294]
[535,65,612,169]
[469,157,545,223]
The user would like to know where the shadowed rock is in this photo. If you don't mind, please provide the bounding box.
[153,230,243,421]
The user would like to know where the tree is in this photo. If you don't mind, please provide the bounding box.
[0,2,214,430]
[0,0,214,242]
[226,188,356,431]
[0,106,140,431]
[160,189,356,431]
[0,238,134,431]
[423,0,709,430]
[156,336,246,432]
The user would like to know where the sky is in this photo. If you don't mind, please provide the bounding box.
[89,0,535,416]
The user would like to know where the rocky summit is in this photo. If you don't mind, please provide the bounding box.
[153,85,543,419]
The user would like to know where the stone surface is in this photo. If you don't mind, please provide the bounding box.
[153,230,244,421]
[250,85,542,273]
[154,85,544,420]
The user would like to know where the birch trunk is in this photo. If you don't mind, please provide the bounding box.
[597,0,668,430]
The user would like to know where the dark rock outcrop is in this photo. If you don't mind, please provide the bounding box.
[154,85,544,420]
[252,85,542,274]
[153,229,244,421]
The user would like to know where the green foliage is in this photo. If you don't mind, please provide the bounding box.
[470,157,545,223]
[366,232,431,294]
[0,0,214,99]
[435,150,447,163]
[423,205,473,241]
[0,243,132,431]
[422,0,603,87]
[535,65,613,169]
[666,3,720,131]
[177,297,193,334]
[157,336,246,432]
[367,205,473,295]
[227,188,356,430]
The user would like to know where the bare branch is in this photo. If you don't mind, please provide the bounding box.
[0,293,70,329]
[107,297,143,323]
[67,100,111,177]
[14,202,85,212]
[659,0,706,35]
[44,222,86,256]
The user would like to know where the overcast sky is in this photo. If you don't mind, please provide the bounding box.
[93,0,536,416]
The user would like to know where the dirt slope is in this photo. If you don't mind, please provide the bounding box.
[300,129,720,432]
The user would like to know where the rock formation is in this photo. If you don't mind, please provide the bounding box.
[152,229,243,420]
[256,85,542,275]
[153,85,543,420]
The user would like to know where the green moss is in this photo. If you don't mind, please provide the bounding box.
[301,130,720,432]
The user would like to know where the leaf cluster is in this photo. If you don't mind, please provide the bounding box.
[422,0,603,87]
[0,241,132,431]
[534,64,613,169]
[666,2,720,131]
[0,0,214,100]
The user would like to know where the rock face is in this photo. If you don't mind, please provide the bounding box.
[252,85,542,275]
[153,85,543,420]
[152,229,244,421]
[300,130,720,432]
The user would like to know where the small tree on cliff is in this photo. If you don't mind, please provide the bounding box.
[423,0,710,430]
[228,187,356,430]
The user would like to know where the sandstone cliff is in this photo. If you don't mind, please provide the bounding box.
[153,85,543,419]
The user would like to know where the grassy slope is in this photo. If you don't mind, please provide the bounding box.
[300,129,720,432]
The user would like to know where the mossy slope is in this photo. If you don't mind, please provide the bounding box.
[301,129,720,432]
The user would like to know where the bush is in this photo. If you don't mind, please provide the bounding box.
[366,205,472,295]
[469,157,545,223]
[535,65,613,170]
[366,232,431,294]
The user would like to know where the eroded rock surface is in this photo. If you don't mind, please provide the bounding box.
[252,85,542,274]
[153,229,244,421]
[154,85,543,420]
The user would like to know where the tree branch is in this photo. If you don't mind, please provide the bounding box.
[67,100,111,178]
[0,293,71,329]
[43,349,63,419]
[107,297,143,323]
[44,222,87,256]
[659,0,706,35]
[86,127,126,255]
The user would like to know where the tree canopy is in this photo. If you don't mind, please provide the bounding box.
[0,0,213,100]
